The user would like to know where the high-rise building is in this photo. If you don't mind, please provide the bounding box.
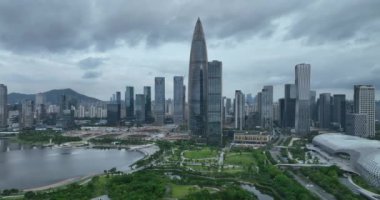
[333,94,346,131]
[283,84,296,128]
[273,102,280,123]
[318,93,331,129]
[173,76,185,125]
[0,84,7,128]
[346,113,367,137]
[135,94,145,124]
[155,77,165,125]
[226,98,232,115]
[310,90,317,122]
[235,90,245,130]
[261,85,273,129]
[354,85,375,138]
[125,86,134,121]
[21,100,34,129]
[207,60,223,145]
[188,18,208,137]
[295,64,311,135]
[279,98,285,127]
[116,91,121,122]
[143,86,153,123]
[107,103,119,126]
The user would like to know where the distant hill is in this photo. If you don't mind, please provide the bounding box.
[8,88,102,104]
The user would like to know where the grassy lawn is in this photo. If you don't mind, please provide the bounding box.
[184,147,218,159]
[222,167,244,173]
[188,165,218,172]
[225,152,257,166]
[171,184,199,198]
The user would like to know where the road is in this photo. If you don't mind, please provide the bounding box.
[288,170,336,200]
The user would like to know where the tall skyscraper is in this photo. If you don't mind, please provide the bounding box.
[261,85,273,130]
[279,98,285,127]
[346,113,367,137]
[283,84,296,128]
[207,60,223,145]
[235,90,245,130]
[295,63,311,135]
[125,86,134,121]
[21,100,34,129]
[188,18,208,137]
[354,85,375,138]
[318,93,331,129]
[135,94,145,124]
[333,94,346,131]
[143,86,153,123]
[116,91,121,122]
[173,76,185,125]
[155,77,165,125]
[35,93,46,122]
[0,84,7,128]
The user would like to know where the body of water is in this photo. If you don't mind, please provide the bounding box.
[0,139,144,190]
[241,184,274,200]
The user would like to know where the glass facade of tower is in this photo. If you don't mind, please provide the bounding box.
[295,63,311,135]
[143,86,153,123]
[207,61,222,145]
[155,77,165,125]
[188,18,208,136]
[135,94,145,124]
[125,86,134,121]
[173,76,184,125]
[0,84,7,128]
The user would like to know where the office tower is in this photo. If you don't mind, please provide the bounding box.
[165,99,173,115]
[261,85,273,129]
[188,18,208,137]
[346,113,367,137]
[235,90,245,130]
[246,94,254,106]
[279,98,285,127]
[35,93,46,122]
[318,93,331,129]
[354,85,375,138]
[116,91,121,121]
[333,94,346,131]
[183,85,186,122]
[155,77,165,125]
[60,94,67,114]
[295,64,311,135]
[256,92,262,122]
[125,86,134,121]
[135,94,145,124]
[144,86,153,123]
[21,100,34,129]
[273,102,280,123]
[0,84,7,128]
[173,76,185,125]
[310,90,317,122]
[226,98,232,115]
[284,84,296,128]
[107,103,119,126]
[207,60,223,145]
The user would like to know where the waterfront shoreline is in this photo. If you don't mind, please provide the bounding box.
[20,144,159,193]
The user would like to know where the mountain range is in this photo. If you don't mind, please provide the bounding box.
[7,88,102,105]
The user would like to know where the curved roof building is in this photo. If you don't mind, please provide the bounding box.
[188,18,208,136]
[312,133,380,187]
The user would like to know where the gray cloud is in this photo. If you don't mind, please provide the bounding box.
[0,0,379,100]
[82,71,101,79]
[286,1,380,44]
[78,57,107,70]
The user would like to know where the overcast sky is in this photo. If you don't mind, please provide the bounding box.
[0,0,379,101]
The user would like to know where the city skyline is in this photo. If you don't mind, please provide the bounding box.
[0,1,379,100]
